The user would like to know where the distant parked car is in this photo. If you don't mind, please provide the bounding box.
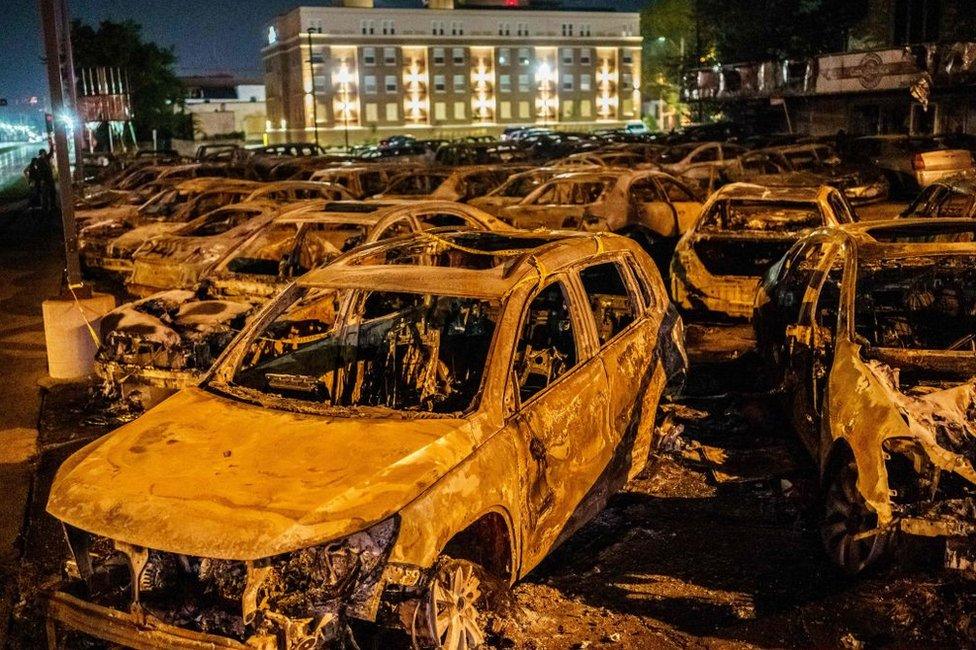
[849,135,974,192]
[900,174,976,219]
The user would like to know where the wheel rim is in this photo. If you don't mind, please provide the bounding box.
[426,563,485,650]
[821,461,885,574]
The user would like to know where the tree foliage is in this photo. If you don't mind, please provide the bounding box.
[70,20,190,141]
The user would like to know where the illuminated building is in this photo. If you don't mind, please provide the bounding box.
[262,0,641,145]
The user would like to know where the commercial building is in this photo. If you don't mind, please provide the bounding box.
[262,0,642,145]
[680,0,976,136]
[181,75,267,143]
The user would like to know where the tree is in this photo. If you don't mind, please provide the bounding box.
[71,19,191,142]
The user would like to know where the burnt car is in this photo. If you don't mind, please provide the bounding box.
[372,165,524,203]
[755,144,890,206]
[467,167,566,216]
[99,201,512,397]
[308,165,416,199]
[79,179,264,277]
[671,183,856,319]
[900,174,976,219]
[754,219,976,574]
[498,169,701,267]
[45,230,686,648]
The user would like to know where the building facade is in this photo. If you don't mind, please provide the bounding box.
[181,75,268,143]
[262,1,642,145]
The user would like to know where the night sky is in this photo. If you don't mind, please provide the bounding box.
[2,0,641,110]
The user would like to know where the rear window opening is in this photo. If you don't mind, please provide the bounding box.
[700,200,823,234]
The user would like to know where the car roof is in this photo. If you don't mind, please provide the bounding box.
[815,218,976,261]
[298,230,642,299]
[712,182,830,202]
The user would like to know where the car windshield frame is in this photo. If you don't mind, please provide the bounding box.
[207,283,504,418]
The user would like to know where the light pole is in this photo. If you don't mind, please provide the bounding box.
[306,27,321,148]
[336,63,352,152]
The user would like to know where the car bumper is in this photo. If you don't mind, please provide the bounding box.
[44,589,274,650]
[670,262,759,320]
[95,360,200,391]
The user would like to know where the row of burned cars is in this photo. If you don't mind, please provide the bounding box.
[42,134,976,649]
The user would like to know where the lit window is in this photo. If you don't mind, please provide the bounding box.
[433,74,446,92]
[498,48,510,66]
[385,75,398,92]
[499,74,512,93]
[580,48,591,64]
[621,73,632,90]
[580,73,591,91]
[518,74,530,92]
[500,101,512,119]
[434,102,447,120]
[518,100,530,118]
[452,48,465,65]
[518,48,530,66]
[365,103,378,122]
[453,74,466,92]
[580,100,591,117]
[453,101,466,119]
[385,103,398,121]
[433,47,445,65]
[363,75,377,94]
[383,47,396,65]
[562,74,574,91]
[562,99,573,118]
[561,48,573,65]
[363,47,376,65]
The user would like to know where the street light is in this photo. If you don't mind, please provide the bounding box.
[335,62,353,152]
[306,27,322,148]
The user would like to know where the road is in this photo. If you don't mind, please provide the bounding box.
[0,144,35,197]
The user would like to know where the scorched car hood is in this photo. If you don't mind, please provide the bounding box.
[47,387,485,561]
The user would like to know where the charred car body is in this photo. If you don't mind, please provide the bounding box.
[46,230,686,649]
[97,201,511,398]
[671,183,856,320]
[754,219,976,574]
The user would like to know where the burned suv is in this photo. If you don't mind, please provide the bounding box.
[755,219,976,574]
[46,231,686,649]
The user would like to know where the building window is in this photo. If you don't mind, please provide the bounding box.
[580,24,591,36]
[431,21,445,35]
[360,20,368,35]
[433,47,445,65]
[580,100,591,117]
[385,75,398,92]
[621,73,633,90]
[562,73,574,91]
[433,74,446,92]
[498,22,511,36]
[385,103,398,121]
[434,102,447,120]
[381,19,395,35]
[517,22,528,36]
[518,74,530,92]
[561,24,574,37]
[580,48,591,64]
[500,101,512,119]
[383,47,396,65]
[453,101,466,120]
[365,103,378,122]
[363,47,376,65]
[498,48,510,66]
[518,100,530,119]
[561,48,573,65]
[518,48,530,66]
[453,74,466,92]
[580,73,591,91]
[562,99,574,118]
[364,75,377,94]
[367,20,375,34]
[622,50,633,64]
[452,48,465,65]
[499,74,512,93]
[451,21,464,35]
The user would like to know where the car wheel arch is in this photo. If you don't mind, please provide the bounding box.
[439,508,518,584]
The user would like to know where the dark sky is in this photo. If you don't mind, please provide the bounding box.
[2,0,640,110]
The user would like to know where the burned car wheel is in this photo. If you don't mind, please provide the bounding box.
[820,457,890,574]
[414,559,488,650]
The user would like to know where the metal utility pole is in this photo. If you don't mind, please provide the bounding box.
[38,0,84,290]
[58,0,85,182]
[306,28,321,148]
